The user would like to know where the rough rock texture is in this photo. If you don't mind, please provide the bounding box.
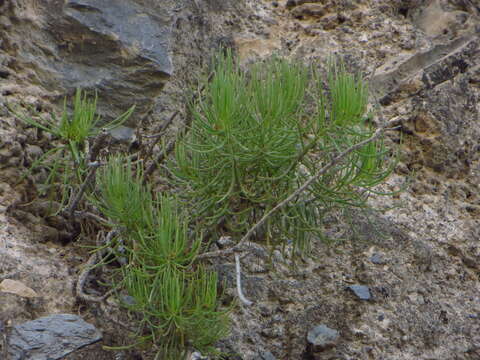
[0,0,172,124]
[7,314,102,360]
[1,0,480,359]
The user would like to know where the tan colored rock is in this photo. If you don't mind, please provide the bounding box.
[0,279,38,298]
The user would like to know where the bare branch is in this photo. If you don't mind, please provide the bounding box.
[235,253,253,306]
[144,111,192,181]
[76,230,117,303]
[143,111,179,161]
[68,161,102,221]
[88,128,109,163]
[70,210,109,224]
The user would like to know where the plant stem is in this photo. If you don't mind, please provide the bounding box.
[68,161,102,221]
[143,111,178,161]
[76,230,118,302]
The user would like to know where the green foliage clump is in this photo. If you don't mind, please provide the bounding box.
[12,89,134,206]
[95,155,154,233]
[171,52,395,252]
[96,157,229,359]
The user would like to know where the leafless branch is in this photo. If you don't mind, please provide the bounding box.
[88,128,109,163]
[144,111,192,181]
[143,111,178,161]
[76,230,117,303]
[235,253,253,306]
[67,161,102,221]
[70,210,109,224]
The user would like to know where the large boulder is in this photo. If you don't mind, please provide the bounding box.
[0,0,173,124]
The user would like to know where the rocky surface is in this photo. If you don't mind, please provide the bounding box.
[7,314,102,360]
[0,0,172,125]
[1,0,480,359]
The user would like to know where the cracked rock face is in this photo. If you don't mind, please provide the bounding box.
[0,0,172,125]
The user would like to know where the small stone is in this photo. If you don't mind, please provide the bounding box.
[307,324,340,352]
[121,295,136,306]
[370,253,386,265]
[0,148,12,163]
[32,223,60,243]
[217,235,234,248]
[25,144,43,161]
[260,351,277,360]
[0,279,38,298]
[347,285,372,300]
[191,351,208,360]
[7,314,102,360]
[109,125,135,142]
[286,0,296,8]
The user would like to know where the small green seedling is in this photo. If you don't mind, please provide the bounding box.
[11,89,134,208]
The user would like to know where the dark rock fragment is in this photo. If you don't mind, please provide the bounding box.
[259,350,277,360]
[7,314,102,360]
[370,253,386,264]
[347,284,372,300]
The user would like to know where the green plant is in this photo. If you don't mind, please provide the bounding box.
[170,52,396,253]
[94,155,154,233]
[96,156,229,359]
[10,54,398,359]
[12,89,134,207]
[121,265,228,359]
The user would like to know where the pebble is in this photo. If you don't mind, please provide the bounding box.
[370,253,386,265]
[347,285,372,300]
[307,324,340,352]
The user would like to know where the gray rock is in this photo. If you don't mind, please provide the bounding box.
[190,351,208,360]
[252,350,277,360]
[25,144,44,162]
[370,253,386,265]
[109,125,135,142]
[7,314,102,360]
[217,235,234,248]
[307,324,340,352]
[347,285,372,300]
[4,0,173,125]
[260,351,277,360]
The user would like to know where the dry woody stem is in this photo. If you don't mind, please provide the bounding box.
[235,253,253,306]
[76,230,118,303]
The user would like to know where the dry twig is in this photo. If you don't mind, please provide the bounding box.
[235,253,253,306]
[88,128,109,163]
[76,230,118,303]
[142,111,178,161]
[68,161,102,221]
